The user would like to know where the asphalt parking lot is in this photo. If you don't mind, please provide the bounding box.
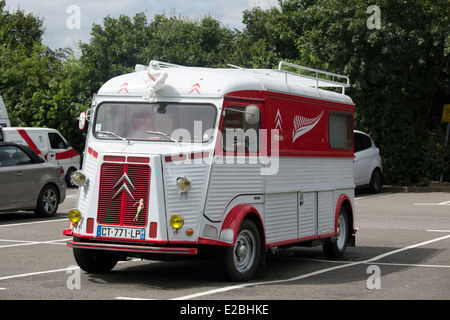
[0,188,449,306]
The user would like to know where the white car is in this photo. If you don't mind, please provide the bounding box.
[354,130,383,193]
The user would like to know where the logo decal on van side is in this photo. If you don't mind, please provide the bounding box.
[274,109,284,141]
[292,111,324,143]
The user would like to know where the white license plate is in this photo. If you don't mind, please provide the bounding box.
[97,226,145,240]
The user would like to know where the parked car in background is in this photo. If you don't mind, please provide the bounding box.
[0,127,80,187]
[0,142,66,217]
[354,130,383,193]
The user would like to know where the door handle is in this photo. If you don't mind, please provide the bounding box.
[16,171,24,176]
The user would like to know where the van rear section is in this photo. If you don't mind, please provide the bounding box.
[64,61,356,281]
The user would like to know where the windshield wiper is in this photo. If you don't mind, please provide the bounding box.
[97,130,127,141]
[146,130,179,143]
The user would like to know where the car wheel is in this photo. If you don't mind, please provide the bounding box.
[323,207,348,258]
[73,238,118,273]
[34,184,59,217]
[216,219,261,282]
[369,168,382,193]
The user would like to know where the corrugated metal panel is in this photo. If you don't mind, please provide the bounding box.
[204,163,263,221]
[163,162,209,239]
[298,192,317,238]
[318,191,334,234]
[264,157,354,193]
[77,156,98,217]
[265,193,298,243]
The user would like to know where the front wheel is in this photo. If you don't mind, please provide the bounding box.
[73,238,118,273]
[323,207,348,258]
[217,219,261,282]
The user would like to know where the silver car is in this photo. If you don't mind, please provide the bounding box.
[0,142,66,217]
[354,130,383,193]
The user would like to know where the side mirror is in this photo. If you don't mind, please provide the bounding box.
[245,105,260,125]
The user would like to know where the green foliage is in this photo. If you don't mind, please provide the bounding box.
[241,0,449,184]
[296,0,450,184]
[1,0,448,184]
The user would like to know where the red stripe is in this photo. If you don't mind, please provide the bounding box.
[55,148,79,160]
[16,129,41,156]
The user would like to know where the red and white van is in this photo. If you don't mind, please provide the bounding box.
[0,127,80,187]
[64,61,356,281]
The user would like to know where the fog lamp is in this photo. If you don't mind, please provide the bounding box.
[176,176,191,193]
[170,214,184,230]
[68,209,81,223]
[71,170,86,187]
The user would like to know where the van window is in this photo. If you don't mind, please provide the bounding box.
[222,106,260,153]
[94,102,216,143]
[329,112,353,149]
[48,132,67,149]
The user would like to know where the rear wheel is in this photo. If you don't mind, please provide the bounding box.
[369,169,382,193]
[73,238,118,273]
[323,207,348,258]
[217,219,261,282]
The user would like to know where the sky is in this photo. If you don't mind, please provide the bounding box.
[4,0,278,51]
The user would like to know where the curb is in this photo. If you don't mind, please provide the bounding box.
[381,182,450,193]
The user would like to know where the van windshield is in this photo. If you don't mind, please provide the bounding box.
[94,102,217,143]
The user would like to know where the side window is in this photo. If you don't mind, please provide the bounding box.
[329,112,353,149]
[221,106,261,153]
[48,132,66,149]
[354,132,372,152]
[0,146,32,167]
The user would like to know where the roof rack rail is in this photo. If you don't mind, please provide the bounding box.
[278,61,350,94]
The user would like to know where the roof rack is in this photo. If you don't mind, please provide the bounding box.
[278,61,350,94]
[137,60,350,95]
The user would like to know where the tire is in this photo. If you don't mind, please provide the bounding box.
[217,219,261,282]
[73,238,118,273]
[65,168,76,188]
[34,184,59,217]
[368,168,383,193]
[323,207,348,258]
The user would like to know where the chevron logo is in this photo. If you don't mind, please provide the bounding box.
[112,173,136,200]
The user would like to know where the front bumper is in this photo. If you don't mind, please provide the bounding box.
[66,239,198,255]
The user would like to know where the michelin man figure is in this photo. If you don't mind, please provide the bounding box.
[143,60,168,102]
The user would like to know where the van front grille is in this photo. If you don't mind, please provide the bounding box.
[97,163,150,227]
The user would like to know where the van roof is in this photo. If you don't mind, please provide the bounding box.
[1,127,59,132]
[97,61,354,105]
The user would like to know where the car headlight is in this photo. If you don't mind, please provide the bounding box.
[170,214,184,230]
[68,209,81,223]
[71,170,86,187]
[176,176,191,193]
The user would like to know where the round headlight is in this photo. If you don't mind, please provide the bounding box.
[176,176,191,193]
[68,209,81,223]
[170,214,184,230]
[71,170,86,187]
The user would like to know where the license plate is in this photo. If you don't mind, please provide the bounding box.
[97,226,145,240]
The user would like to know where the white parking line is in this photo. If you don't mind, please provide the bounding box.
[116,234,450,300]
[0,238,67,249]
[0,267,73,281]
[413,200,450,206]
[0,219,65,228]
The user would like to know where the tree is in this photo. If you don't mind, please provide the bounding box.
[78,12,238,97]
[242,0,450,184]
